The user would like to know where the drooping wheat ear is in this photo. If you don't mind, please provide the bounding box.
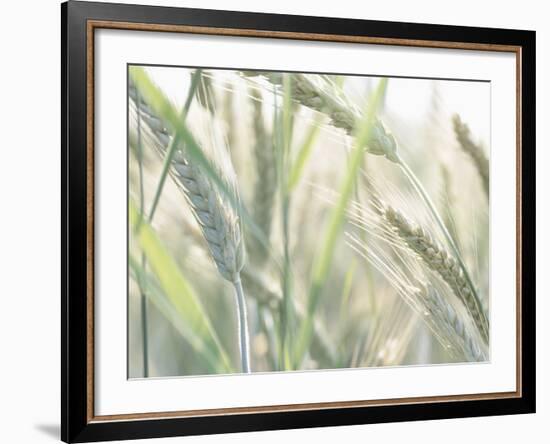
[129,79,245,282]
[250,89,277,264]
[242,71,399,162]
[345,224,482,363]
[344,180,486,362]
[168,208,342,366]
[452,114,489,197]
[384,206,489,344]
[418,286,486,361]
[172,160,246,279]
[129,77,251,373]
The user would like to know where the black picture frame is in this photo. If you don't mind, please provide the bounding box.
[61,1,536,442]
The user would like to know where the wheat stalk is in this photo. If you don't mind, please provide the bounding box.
[250,89,277,264]
[453,114,489,197]
[345,207,485,362]
[222,83,237,159]
[383,206,489,344]
[129,76,251,373]
[341,178,487,361]
[345,228,480,363]
[158,201,340,366]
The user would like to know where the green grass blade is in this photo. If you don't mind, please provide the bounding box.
[282,74,293,159]
[129,257,221,374]
[129,199,233,373]
[293,78,388,366]
[287,116,322,192]
[147,69,202,221]
[339,259,357,323]
[132,68,202,378]
[281,75,296,370]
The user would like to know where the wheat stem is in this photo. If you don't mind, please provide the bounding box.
[162,207,339,367]
[394,156,488,341]
[250,89,276,264]
[233,277,251,373]
[244,72,399,162]
[135,88,149,378]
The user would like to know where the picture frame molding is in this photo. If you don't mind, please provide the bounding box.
[62,1,536,442]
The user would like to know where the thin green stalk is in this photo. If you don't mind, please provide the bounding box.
[135,88,149,378]
[277,75,296,370]
[130,200,233,373]
[354,152,377,317]
[396,153,489,341]
[233,277,251,373]
[338,259,357,326]
[148,69,203,221]
[286,115,321,192]
[293,78,388,367]
[256,307,278,371]
[282,76,294,369]
[439,164,463,255]
[281,194,293,369]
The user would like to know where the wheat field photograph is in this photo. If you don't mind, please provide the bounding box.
[127,65,490,378]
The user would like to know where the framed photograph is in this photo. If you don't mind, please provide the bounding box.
[61,1,536,442]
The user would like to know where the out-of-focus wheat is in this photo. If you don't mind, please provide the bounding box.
[250,89,277,265]
[453,114,490,197]
[242,71,399,162]
[129,75,251,373]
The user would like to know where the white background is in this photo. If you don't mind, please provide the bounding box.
[0,0,547,443]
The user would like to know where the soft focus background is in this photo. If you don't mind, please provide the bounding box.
[128,66,490,378]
